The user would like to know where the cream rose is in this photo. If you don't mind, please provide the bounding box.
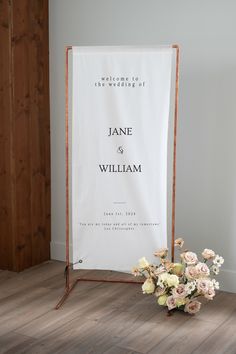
[172,263,184,276]
[184,300,201,314]
[157,294,168,306]
[195,262,210,277]
[175,297,187,307]
[142,278,155,294]
[166,274,179,287]
[202,248,215,260]
[181,251,198,265]
[139,257,149,269]
[158,272,168,281]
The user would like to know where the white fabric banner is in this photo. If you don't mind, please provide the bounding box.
[71,46,173,272]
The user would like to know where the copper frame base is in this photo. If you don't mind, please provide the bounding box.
[55,277,144,310]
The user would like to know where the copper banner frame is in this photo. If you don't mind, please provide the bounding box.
[55,44,180,310]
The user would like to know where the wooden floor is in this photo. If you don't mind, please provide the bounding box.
[0,261,236,354]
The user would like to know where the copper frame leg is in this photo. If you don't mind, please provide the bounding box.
[55,277,144,310]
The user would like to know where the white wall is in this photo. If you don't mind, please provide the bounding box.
[49,0,236,292]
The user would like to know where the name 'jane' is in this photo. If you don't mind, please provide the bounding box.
[108,127,132,137]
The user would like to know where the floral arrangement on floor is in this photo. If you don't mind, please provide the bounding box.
[132,238,224,314]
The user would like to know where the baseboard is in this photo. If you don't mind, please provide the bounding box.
[50,241,236,293]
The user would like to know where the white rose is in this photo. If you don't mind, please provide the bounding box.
[202,248,215,260]
[181,251,198,265]
[142,278,155,294]
[157,272,168,288]
[139,257,149,269]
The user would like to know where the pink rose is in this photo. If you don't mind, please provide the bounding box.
[154,248,168,258]
[166,295,176,310]
[174,238,184,248]
[195,262,210,277]
[202,249,215,260]
[172,284,187,298]
[184,300,201,314]
[181,252,198,265]
[204,287,215,300]
[185,266,198,280]
[155,287,166,297]
[197,279,212,294]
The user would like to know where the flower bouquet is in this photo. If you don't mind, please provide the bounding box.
[132,238,224,314]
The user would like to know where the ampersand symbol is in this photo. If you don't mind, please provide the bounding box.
[117,146,124,154]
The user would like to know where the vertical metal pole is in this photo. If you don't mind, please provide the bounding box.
[65,46,72,289]
[171,44,180,262]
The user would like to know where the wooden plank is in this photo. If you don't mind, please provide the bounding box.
[0,332,35,354]
[0,287,52,336]
[11,0,32,270]
[0,0,14,270]
[104,348,142,354]
[192,310,236,354]
[117,310,192,353]
[147,317,219,354]
[196,291,236,324]
[69,301,162,353]
[42,0,51,265]
[0,261,64,297]
[15,282,109,339]
[27,0,50,266]
[13,284,144,352]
